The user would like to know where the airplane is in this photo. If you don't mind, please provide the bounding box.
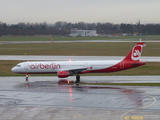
[11,42,146,83]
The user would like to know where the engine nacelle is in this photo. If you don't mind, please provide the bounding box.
[57,71,69,78]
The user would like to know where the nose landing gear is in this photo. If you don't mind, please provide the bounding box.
[25,74,29,87]
[25,74,30,83]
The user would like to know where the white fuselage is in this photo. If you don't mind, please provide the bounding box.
[11,60,121,74]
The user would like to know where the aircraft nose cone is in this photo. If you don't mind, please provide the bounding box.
[11,67,16,72]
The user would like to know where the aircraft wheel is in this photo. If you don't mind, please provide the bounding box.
[75,75,80,83]
[25,74,29,83]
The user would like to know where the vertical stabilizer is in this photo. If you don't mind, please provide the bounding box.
[123,42,145,62]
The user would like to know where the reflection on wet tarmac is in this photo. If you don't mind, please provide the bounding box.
[0,77,160,120]
[12,80,145,109]
[0,77,159,112]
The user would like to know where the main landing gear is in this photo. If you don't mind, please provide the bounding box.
[75,75,80,83]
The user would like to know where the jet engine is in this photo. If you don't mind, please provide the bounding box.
[57,71,70,78]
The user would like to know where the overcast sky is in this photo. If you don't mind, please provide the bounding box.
[0,0,160,24]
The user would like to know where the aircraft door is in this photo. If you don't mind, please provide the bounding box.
[120,61,124,69]
[24,63,28,70]
[85,63,88,68]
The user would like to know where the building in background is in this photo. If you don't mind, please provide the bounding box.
[69,28,98,37]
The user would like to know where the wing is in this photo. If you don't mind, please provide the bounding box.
[59,67,88,73]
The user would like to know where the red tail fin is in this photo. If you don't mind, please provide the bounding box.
[123,42,145,62]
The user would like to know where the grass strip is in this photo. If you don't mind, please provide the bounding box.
[0,42,160,56]
[0,36,160,41]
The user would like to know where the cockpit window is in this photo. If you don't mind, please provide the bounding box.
[16,65,21,67]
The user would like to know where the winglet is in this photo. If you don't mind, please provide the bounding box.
[122,42,145,62]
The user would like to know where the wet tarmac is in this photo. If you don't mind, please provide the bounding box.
[0,76,160,120]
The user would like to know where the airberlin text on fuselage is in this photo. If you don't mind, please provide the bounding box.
[30,63,60,69]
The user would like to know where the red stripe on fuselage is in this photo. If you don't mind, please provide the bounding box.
[80,61,146,74]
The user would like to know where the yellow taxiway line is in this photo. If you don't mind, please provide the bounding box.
[121,94,156,120]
